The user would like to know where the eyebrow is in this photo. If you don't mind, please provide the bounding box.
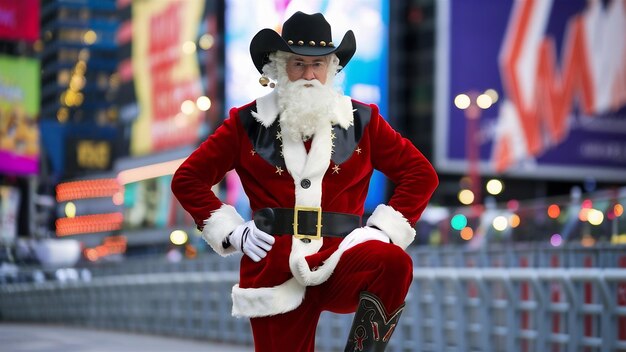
[292,57,327,63]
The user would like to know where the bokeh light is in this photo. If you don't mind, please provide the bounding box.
[450,214,468,231]
[492,216,508,231]
[509,214,520,228]
[454,94,471,109]
[196,96,212,111]
[486,179,503,195]
[84,248,99,262]
[615,204,624,217]
[112,191,124,206]
[198,34,214,50]
[65,202,77,218]
[460,227,474,241]
[484,89,499,103]
[170,230,188,245]
[581,234,595,247]
[182,40,196,54]
[458,189,475,205]
[550,234,563,247]
[181,100,196,115]
[507,199,519,211]
[476,94,493,109]
[587,209,604,225]
[83,30,97,44]
[547,204,560,219]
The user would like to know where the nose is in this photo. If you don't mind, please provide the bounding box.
[302,65,316,80]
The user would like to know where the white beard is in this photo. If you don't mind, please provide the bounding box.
[277,79,341,142]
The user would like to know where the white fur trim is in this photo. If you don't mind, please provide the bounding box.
[284,122,332,207]
[289,241,348,286]
[231,278,305,317]
[366,204,416,250]
[332,95,355,129]
[288,236,323,286]
[282,134,307,179]
[284,122,337,286]
[237,89,356,310]
[251,90,279,127]
[202,204,244,256]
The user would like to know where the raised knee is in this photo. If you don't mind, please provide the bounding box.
[377,243,413,281]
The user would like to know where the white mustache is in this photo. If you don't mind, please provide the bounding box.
[291,79,323,88]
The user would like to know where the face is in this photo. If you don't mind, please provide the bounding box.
[285,55,330,84]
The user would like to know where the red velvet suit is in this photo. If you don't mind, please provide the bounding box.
[171,91,438,351]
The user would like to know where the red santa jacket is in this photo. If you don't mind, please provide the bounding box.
[171,91,438,317]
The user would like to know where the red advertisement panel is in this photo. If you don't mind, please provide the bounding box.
[0,0,40,42]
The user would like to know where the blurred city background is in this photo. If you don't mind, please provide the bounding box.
[0,0,625,351]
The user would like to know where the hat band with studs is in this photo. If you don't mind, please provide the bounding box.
[286,39,334,47]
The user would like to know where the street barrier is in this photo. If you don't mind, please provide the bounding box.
[1,245,625,351]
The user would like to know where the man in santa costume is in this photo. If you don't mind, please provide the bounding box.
[172,11,438,351]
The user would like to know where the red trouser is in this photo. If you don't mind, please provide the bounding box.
[249,240,413,352]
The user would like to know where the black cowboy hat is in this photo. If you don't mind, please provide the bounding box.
[249,11,356,73]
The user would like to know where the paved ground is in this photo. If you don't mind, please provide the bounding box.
[0,323,251,352]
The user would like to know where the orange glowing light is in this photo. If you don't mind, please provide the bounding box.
[615,204,624,217]
[509,214,521,228]
[547,204,560,219]
[83,236,127,261]
[578,208,589,222]
[185,244,197,259]
[581,234,596,247]
[55,212,124,236]
[84,248,99,262]
[102,236,127,254]
[96,245,109,257]
[460,227,474,241]
[56,178,122,202]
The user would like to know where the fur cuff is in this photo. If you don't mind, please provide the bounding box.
[231,278,305,317]
[366,204,416,250]
[202,204,244,256]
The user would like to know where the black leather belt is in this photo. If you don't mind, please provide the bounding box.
[253,207,361,239]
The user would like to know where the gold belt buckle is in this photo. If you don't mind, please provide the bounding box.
[293,206,322,240]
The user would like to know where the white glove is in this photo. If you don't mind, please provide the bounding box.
[228,220,275,262]
[338,226,390,252]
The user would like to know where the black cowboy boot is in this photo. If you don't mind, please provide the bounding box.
[344,291,405,352]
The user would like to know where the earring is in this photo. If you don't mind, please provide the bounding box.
[259,75,270,87]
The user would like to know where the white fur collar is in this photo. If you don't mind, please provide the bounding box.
[250,90,354,129]
[251,90,279,127]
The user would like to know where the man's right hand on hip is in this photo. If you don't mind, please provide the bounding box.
[229,220,275,262]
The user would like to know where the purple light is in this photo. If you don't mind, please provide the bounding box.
[550,234,562,247]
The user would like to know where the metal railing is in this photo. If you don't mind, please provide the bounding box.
[1,246,626,351]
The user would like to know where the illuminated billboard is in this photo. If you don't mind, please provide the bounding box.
[123,175,194,230]
[225,0,389,211]
[436,0,626,181]
[0,0,40,42]
[0,55,40,175]
[0,185,19,244]
[131,0,205,155]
